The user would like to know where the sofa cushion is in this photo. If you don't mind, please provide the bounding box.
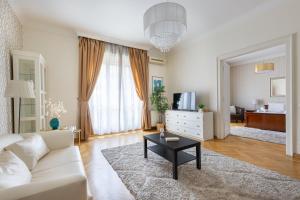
[32,146,81,173]
[31,146,85,183]
[6,134,50,170]
[0,151,32,189]
[0,134,23,152]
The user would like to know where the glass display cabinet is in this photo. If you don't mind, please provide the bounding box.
[12,50,46,133]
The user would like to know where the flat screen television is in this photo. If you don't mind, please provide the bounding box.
[172,92,196,111]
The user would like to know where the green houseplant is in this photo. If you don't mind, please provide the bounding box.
[150,85,169,130]
[198,103,205,112]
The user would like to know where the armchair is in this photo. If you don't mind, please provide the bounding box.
[230,106,245,123]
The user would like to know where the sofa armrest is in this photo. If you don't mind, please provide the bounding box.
[21,130,74,150]
[0,175,88,200]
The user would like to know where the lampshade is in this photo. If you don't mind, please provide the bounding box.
[5,80,35,98]
[252,99,258,105]
[255,63,274,73]
[143,2,187,53]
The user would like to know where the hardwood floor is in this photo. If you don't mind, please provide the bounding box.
[79,131,300,200]
[204,136,300,179]
[79,131,146,200]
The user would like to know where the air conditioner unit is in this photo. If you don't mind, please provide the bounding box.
[149,57,165,65]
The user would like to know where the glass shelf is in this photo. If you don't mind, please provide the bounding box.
[20,98,36,117]
[19,59,35,83]
[13,51,46,133]
[20,120,36,133]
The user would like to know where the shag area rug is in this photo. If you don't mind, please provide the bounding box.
[230,126,286,144]
[101,143,300,200]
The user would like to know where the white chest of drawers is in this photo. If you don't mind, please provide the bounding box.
[165,110,214,141]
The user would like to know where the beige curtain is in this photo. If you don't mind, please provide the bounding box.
[128,48,151,130]
[79,37,105,140]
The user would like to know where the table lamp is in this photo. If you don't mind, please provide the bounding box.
[252,99,258,110]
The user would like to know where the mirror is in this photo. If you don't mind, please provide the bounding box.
[270,77,286,97]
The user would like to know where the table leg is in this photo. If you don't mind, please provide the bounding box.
[78,131,81,146]
[144,138,147,158]
[173,151,178,180]
[196,144,201,169]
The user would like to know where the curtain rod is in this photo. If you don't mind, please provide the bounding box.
[77,32,150,51]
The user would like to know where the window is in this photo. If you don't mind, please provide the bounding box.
[89,44,142,134]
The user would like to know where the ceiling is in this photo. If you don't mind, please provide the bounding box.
[8,0,272,49]
[226,45,286,66]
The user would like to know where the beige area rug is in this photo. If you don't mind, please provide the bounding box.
[230,126,286,144]
[102,143,300,200]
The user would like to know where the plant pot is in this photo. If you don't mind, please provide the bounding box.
[50,118,60,130]
[156,123,165,131]
[198,109,204,113]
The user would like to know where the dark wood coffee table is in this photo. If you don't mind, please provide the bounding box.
[144,132,201,180]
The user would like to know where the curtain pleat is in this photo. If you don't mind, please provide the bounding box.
[128,48,151,130]
[79,37,105,140]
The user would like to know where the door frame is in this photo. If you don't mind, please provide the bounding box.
[216,34,295,156]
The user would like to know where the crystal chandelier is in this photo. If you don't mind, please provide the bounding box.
[143,2,187,53]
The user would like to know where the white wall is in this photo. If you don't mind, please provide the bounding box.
[166,0,300,153]
[0,0,22,134]
[23,25,79,129]
[22,26,168,129]
[148,49,167,126]
[230,56,286,110]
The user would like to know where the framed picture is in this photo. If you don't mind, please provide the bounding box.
[152,76,164,91]
[270,77,286,97]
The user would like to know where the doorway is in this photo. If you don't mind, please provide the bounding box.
[217,35,295,156]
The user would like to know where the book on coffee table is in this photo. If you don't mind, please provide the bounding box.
[165,137,180,142]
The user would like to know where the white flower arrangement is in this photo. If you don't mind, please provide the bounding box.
[45,98,67,118]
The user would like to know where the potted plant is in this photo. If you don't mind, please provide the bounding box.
[150,85,169,131]
[198,103,205,113]
[45,99,67,130]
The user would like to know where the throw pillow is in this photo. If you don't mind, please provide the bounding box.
[0,151,31,189]
[230,106,236,114]
[6,134,49,170]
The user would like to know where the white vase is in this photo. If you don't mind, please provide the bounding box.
[198,109,203,113]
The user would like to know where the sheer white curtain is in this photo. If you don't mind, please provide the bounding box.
[89,43,142,135]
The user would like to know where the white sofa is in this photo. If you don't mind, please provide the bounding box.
[0,130,92,200]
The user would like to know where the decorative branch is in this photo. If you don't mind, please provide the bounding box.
[45,98,67,118]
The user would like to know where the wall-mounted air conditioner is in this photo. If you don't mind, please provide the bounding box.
[149,57,165,65]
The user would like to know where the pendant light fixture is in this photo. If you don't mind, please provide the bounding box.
[255,63,275,73]
[143,2,187,53]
